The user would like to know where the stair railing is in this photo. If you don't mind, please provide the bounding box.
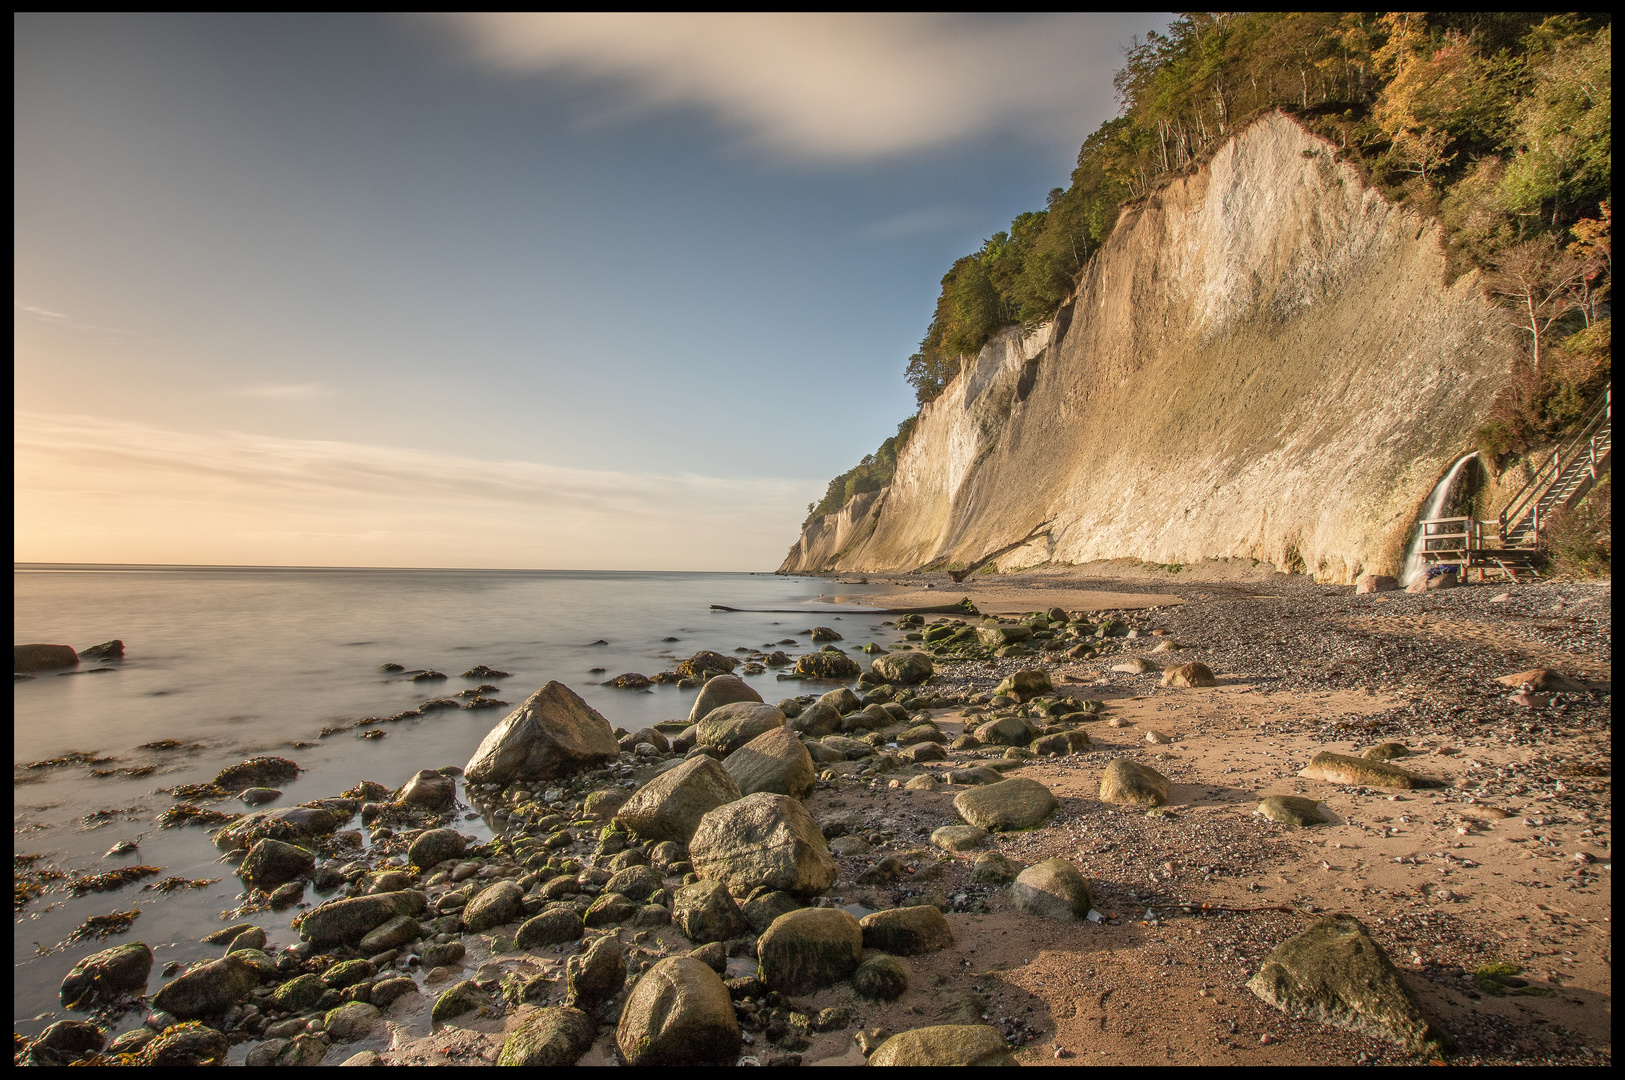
[1499,384,1611,546]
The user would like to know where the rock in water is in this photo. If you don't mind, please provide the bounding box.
[994,668,1052,700]
[867,1025,1017,1066]
[14,643,78,672]
[1160,662,1217,688]
[213,756,301,790]
[565,934,625,1011]
[688,792,836,897]
[463,682,619,784]
[952,777,1058,831]
[871,650,934,686]
[756,908,863,993]
[407,828,465,870]
[687,674,763,724]
[499,1006,596,1067]
[1299,751,1441,790]
[618,756,743,845]
[79,639,125,661]
[695,702,787,755]
[1247,915,1452,1054]
[859,906,954,955]
[213,806,338,850]
[143,1021,229,1066]
[723,726,816,799]
[238,839,314,892]
[672,880,747,944]
[296,890,428,949]
[1010,858,1093,920]
[60,942,153,1008]
[793,651,860,680]
[151,955,260,1019]
[1098,758,1170,807]
[1257,795,1327,826]
[616,956,740,1066]
[395,769,455,809]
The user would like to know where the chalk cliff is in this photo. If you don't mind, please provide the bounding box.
[781,113,1509,584]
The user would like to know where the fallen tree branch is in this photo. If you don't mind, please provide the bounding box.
[945,520,1055,583]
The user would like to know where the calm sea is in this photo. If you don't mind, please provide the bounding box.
[13,565,903,1031]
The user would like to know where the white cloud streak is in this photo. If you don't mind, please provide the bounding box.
[434,13,1151,159]
[14,412,815,570]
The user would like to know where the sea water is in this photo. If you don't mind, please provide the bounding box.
[13,565,905,1031]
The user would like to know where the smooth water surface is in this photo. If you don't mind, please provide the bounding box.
[14,565,901,1030]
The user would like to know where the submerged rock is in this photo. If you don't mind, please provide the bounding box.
[151,954,260,1019]
[14,643,78,672]
[238,839,314,892]
[463,682,619,784]
[212,757,301,791]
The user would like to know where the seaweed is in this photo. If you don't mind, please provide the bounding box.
[143,876,221,893]
[20,751,117,771]
[67,908,140,943]
[14,856,66,911]
[137,739,202,751]
[358,729,388,740]
[79,807,144,829]
[68,866,164,895]
[157,804,238,828]
[169,783,230,801]
[90,766,156,779]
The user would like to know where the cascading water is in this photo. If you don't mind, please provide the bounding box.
[1402,452,1478,586]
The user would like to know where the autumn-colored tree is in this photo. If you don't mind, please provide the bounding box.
[1484,236,1587,370]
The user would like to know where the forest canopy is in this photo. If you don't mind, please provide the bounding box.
[809,12,1611,526]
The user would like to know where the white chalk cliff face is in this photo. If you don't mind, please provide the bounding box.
[781,112,1509,584]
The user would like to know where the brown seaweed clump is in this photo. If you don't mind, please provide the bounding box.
[79,807,144,829]
[157,805,238,829]
[169,783,231,802]
[67,866,164,895]
[143,876,221,894]
[68,909,141,943]
[15,855,66,911]
[90,766,156,779]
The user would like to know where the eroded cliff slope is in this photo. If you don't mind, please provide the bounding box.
[781,113,1509,584]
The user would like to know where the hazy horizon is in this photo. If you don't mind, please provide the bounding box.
[15,13,1171,570]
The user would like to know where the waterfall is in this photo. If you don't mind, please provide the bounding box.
[1402,452,1478,586]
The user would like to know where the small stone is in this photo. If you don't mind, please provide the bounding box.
[1098,758,1170,807]
[1257,796,1328,827]
[1160,663,1217,688]
[852,954,909,1000]
[930,825,987,853]
[969,852,1021,886]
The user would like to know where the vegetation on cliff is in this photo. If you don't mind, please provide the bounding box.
[813,12,1610,528]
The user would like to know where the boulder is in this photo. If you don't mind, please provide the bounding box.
[618,756,743,845]
[620,727,670,753]
[463,682,619,784]
[358,915,421,954]
[820,735,874,760]
[322,958,376,989]
[1098,758,1170,807]
[671,880,746,943]
[1355,575,1399,594]
[60,942,152,1009]
[214,806,338,850]
[756,908,863,993]
[1247,915,1452,1053]
[431,980,483,1023]
[1031,730,1092,756]
[269,973,326,1012]
[974,715,1037,747]
[947,766,1005,786]
[238,839,314,892]
[994,668,1052,700]
[930,825,987,852]
[853,954,909,1000]
[14,643,78,672]
[1363,742,1410,760]
[688,674,763,724]
[1010,858,1092,920]
[418,942,464,971]
[970,852,1022,885]
[583,789,630,818]
[1257,796,1328,826]
[952,777,1058,831]
[151,954,261,1019]
[499,1006,597,1067]
[741,890,802,934]
[1112,658,1160,673]
[142,1022,229,1067]
[896,724,946,746]
[238,787,281,806]
[1160,663,1217,688]
[584,892,639,928]
[324,1001,381,1043]
[408,828,465,870]
[616,956,740,1066]
[78,639,124,661]
[211,756,300,791]
[976,626,1033,647]
[1299,751,1441,790]
[818,688,860,715]
[859,905,954,955]
[868,1025,1016,1067]
[396,770,455,810]
[788,700,842,737]
[794,652,860,680]
[723,726,816,800]
[871,650,934,686]
[224,926,266,953]
[605,865,665,902]
[677,651,738,680]
[464,880,525,932]
[564,933,626,1010]
[688,792,837,897]
[696,702,787,755]
[516,907,585,949]
[297,890,428,949]
[899,743,946,766]
[35,1019,106,1059]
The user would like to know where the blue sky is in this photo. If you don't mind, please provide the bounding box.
[15,13,1171,569]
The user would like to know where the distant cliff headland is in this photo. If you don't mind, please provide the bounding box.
[783,14,1611,583]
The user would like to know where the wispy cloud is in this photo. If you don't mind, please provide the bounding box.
[855,206,967,241]
[231,382,338,399]
[14,412,816,570]
[14,298,132,337]
[433,13,1157,160]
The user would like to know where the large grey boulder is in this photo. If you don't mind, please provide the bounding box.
[14,643,78,672]
[687,674,763,724]
[756,908,862,993]
[499,1007,596,1067]
[974,715,1037,747]
[395,770,455,810]
[408,828,465,870]
[788,700,841,737]
[564,934,625,1011]
[618,756,742,845]
[868,1025,1016,1066]
[616,957,740,1065]
[1247,915,1453,1054]
[464,682,619,784]
[671,880,746,943]
[871,650,934,686]
[238,839,314,892]
[723,726,816,800]
[151,955,261,1019]
[296,890,428,949]
[1098,758,1170,807]
[952,777,1058,831]
[859,906,954,955]
[516,907,584,950]
[689,792,837,897]
[695,702,786,755]
[60,942,152,1009]
[213,806,338,851]
[1010,858,1092,920]
[463,880,525,932]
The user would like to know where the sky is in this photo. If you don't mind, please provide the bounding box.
[14,13,1172,570]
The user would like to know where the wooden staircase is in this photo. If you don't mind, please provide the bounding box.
[1499,384,1611,548]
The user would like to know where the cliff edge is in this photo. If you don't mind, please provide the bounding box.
[781,113,1509,584]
